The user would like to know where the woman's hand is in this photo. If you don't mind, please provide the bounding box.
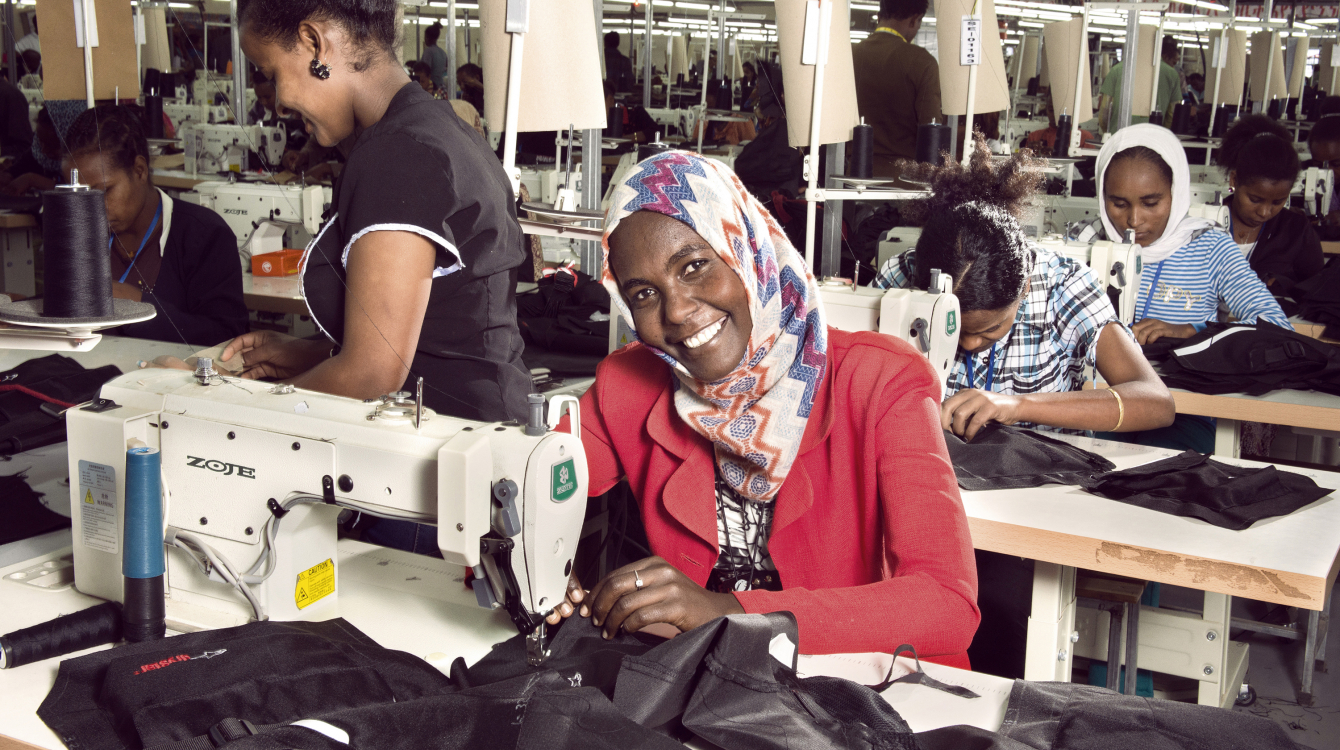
[544,573,588,626]
[1131,319,1197,345]
[219,331,329,380]
[2,173,31,196]
[941,389,1024,442]
[586,556,744,640]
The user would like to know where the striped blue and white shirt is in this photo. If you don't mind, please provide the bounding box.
[874,248,1123,432]
[1135,228,1291,330]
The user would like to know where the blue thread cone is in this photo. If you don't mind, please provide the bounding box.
[123,446,165,642]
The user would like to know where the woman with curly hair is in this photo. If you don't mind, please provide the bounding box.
[872,139,1175,443]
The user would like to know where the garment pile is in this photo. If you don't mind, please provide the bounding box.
[945,424,1331,530]
[1142,322,1340,397]
[36,614,1304,750]
[1284,256,1340,341]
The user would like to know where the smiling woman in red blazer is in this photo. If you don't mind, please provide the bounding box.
[549,151,979,666]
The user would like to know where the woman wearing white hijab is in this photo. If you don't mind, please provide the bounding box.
[1096,124,1291,345]
[1096,124,1291,453]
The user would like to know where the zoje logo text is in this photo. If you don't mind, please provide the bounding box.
[186,456,256,478]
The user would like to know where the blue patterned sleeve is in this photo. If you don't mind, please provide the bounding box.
[871,249,916,290]
[1205,233,1293,329]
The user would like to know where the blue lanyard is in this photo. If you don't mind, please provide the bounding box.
[965,344,997,392]
[111,200,163,284]
[1139,259,1167,322]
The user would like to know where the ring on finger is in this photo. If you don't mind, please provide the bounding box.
[633,569,645,590]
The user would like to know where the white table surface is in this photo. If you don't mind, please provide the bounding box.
[965,435,1340,609]
[0,535,1010,748]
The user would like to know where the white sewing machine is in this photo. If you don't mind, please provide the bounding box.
[1035,235,1144,325]
[188,181,326,256]
[183,123,286,175]
[818,272,961,393]
[65,366,587,662]
[164,101,231,133]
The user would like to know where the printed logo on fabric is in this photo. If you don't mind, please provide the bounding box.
[132,649,228,676]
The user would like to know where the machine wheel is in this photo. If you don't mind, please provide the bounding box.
[1235,685,1257,707]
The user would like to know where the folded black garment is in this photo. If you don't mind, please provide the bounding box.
[1291,256,1340,341]
[1079,450,1332,530]
[1155,322,1340,397]
[1,354,122,456]
[0,472,69,545]
[945,423,1115,491]
[994,679,1305,750]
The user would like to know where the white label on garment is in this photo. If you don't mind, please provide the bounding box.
[769,632,798,669]
[78,460,118,554]
[961,17,982,67]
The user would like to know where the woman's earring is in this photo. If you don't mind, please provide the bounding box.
[310,58,331,80]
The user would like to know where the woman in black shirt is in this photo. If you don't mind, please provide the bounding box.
[225,0,531,424]
[64,105,248,344]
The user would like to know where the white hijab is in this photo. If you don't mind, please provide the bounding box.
[1095,123,1214,263]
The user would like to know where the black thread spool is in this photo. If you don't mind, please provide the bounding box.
[1213,105,1239,137]
[1053,114,1073,158]
[915,122,951,166]
[42,180,113,319]
[1027,76,1040,96]
[605,106,624,138]
[850,120,874,179]
[1267,98,1284,120]
[1171,103,1193,135]
[0,602,122,669]
[144,94,165,139]
[638,132,672,161]
[1147,110,1165,127]
[713,80,733,111]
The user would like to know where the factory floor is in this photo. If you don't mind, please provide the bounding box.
[1157,578,1340,749]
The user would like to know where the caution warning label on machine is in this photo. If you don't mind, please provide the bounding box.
[78,460,118,554]
[295,558,335,610]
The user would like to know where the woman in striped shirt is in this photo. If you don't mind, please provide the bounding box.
[1096,124,1292,344]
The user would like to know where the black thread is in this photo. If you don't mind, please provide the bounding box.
[41,187,113,319]
[0,601,122,669]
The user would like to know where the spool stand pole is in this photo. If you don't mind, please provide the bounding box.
[961,14,980,168]
[1070,6,1089,157]
[1149,16,1164,121]
[448,0,458,100]
[1118,5,1139,132]
[802,0,832,274]
[231,0,246,126]
[643,1,653,107]
[81,0,95,107]
[501,0,530,197]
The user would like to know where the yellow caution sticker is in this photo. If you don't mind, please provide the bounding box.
[84,489,94,504]
[295,558,335,610]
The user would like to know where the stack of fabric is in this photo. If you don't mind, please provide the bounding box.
[1144,322,1340,397]
[1286,257,1340,340]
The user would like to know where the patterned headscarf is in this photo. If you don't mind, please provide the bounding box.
[602,151,827,503]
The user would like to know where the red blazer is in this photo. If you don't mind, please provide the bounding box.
[574,329,979,666]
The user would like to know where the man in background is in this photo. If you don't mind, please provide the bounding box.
[852,0,940,180]
[1098,36,1182,133]
[604,32,634,94]
[420,23,448,92]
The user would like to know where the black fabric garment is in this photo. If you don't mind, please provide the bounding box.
[1287,255,1340,340]
[943,423,1115,491]
[37,619,456,750]
[0,472,69,544]
[1153,322,1340,397]
[1080,450,1332,530]
[302,82,533,423]
[108,198,249,346]
[1220,198,1324,296]
[996,679,1304,750]
[0,354,121,456]
[966,549,1034,680]
[516,268,611,372]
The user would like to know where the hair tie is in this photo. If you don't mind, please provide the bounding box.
[1252,131,1278,139]
[1322,112,1340,119]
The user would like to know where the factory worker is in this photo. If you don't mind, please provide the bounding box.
[1215,115,1324,295]
[223,0,532,426]
[873,140,1176,443]
[1097,124,1291,453]
[870,141,1174,679]
[549,151,980,663]
[64,105,248,345]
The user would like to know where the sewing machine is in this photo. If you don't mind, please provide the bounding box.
[183,123,286,175]
[818,272,961,393]
[189,181,326,256]
[164,101,231,133]
[1035,235,1144,325]
[65,366,588,662]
